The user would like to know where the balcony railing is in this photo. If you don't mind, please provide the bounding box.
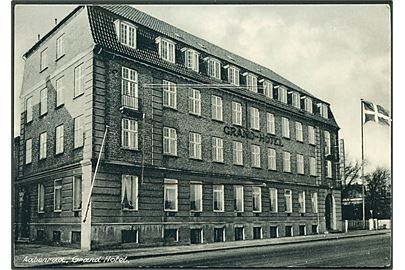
[122,95,139,110]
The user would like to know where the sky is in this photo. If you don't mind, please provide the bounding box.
[13,4,391,172]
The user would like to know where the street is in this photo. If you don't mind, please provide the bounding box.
[84,233,391,268]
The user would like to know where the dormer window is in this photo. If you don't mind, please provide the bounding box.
[305,97,313,113]
[320,103,329,119]
[114,20,137,49]
[225,65,240,86]
[244,73,258,93]
[278,86,287,104]
[156,37,176,63]
[206,58,221,80]
[182,48,199,72]
[262,80,273,98]
[291,92,300,109]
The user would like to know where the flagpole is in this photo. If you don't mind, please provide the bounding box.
[360,99,366,229]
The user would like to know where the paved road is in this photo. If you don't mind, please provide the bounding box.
[86,233,391,268]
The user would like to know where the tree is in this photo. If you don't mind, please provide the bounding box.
[341,160,364,220]
[365,168,391,219]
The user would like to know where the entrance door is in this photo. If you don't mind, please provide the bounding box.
[325,194,333,230]
[19,189,31,239]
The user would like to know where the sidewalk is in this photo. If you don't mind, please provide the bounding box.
[13,229,390,268]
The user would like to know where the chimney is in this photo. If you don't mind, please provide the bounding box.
[37,34,40,41]
[55,18,58,25]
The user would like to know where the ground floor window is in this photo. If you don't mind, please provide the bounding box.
[235,227,244,241]
[122,230,138,243]
[270,226,278,238]
[214,227,225,242]
[164,228,178,242]
[36,230,45,242]
[53,231,61,242]
[285,226,293,237]
[71,231,81,244]
[299,225,306,236]
[253,227,262,239]
[190,228,203,244]
[312,225,318,234]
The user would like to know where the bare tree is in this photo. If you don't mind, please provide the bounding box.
[365,168,391,219]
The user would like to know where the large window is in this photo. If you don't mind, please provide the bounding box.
[54,179,62,212]
[56,76,64,107]
[208,58,221,80]
[284,189,292,213]
[190,182,202,212]
[267,113,275,134]
[251,144,261,168]
[310,157,317,176]
[234,185,244,212]
[184,49,199,72]
[324,131,331,155]
[269,188,278,212]
[326,161,332,178]
[212,137,224,163]
[73,176,82,211]
[40,88,47,116]
[55,125,64,154]
[268,148,277,170]
[189,132,202,159]
[121,175,138,210]
[25,139,32,164]
[122,118,138,150]
[40,48,47,71]
[211,95,223,121]
[282,117,290,138]
[163,127,177,156]
[308,126,316,145]
[115,20,137,49]
[296,122,303,142]
[74,63,85,97]
[122,67,138,109]
[189,88,201,116]
[39,132,47,160]
[163,80,177,109]
[292,92,300,109]
[278,86,287,103]
[213,185,224,212]
[56,34,65,59]
[157,37,175,63]
[298,191,306,213]
[37,183,45,213]
[297,154,304,175]
[228,66,240,86]
[263,80,273,98]
[233,141,243,165]
[164,179,178,211]
[252,187,262,212]
[246,73,258,92]
[283,151,291,172]
[305,97,313,113]
[26,97,32,123]
[74,115,84,148]
[250,107,260,130]
[312,192,318,213]
[232,101,242,126]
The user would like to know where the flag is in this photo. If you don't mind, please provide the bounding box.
[362,100,391,125]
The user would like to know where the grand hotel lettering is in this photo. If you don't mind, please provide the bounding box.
[223,125,284,147]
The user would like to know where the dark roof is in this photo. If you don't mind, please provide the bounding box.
[94,5,318,99]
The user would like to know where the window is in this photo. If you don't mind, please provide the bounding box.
[214,227,225,242]
[283,151,291,172]
[326,160,332,178]
[278,86,287,103]
[299,225,306,236]
[310,157,317,176]
[268,148,277,170]
[269,188,278,212]
[156,37,175,63]
[285,225,293,237]
[189,132,202,159]
[211,95,223,121]
[324,131,331,155]
[297,154,304,175]
[250,107,260,130]
[234,185,244,212]
[284,189,292,213]
[37,183,45,213]
[121,175,138,210]
[251,145,261,168]
[163,80,177,109]
[312,225,318,235]
[212,137,224,163]
[305,97,313,113]
[253,227,262,239]
[292,92,300,109]
[246,73,258,92]
[296,122,303,142]
[73,115,84,148]
[320,103,329,119]
[252,187,262,212]
[308,126,315,145]
[54,179,62,212]
[71,231,81,244]
[207,58,221,80]
[228,66,240,86]
[73,176,82,211]
[233,141,243,165]
[40,88,47,115]
[184,49,199,72]
[232,101,242,126]
[115,20,137,49]
[121,67,138,110]
[282,117,290,138]
[122,230,138,243]
[312,192,318,213]
[190,229,203,244]
[122,118,138,150]
[56,34,64,59]
[263,80,273,98]
[189,89,201,116]
[25,97,32,123]
[190,182,202,212]
[40,48,47,71]
[39,132,47,160]
[235,227,244,241]
[55,125,64,154]
[25,139,32,164]
[164,228,178,242]
[163,127,177,156]
[270,226,278,238]
[213,185,224,212]
[74,63,85,97]
[298,191,306,213]
[267,113,275,134]
[56,77,64,107]
[164,179,178,211]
